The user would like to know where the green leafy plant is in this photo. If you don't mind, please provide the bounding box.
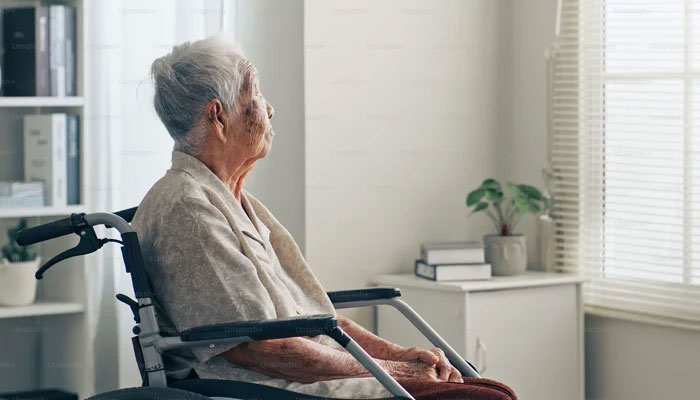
[467,178,549,236]
[1,218,38,263]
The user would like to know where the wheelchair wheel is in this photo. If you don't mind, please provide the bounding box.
[87,386,210,400]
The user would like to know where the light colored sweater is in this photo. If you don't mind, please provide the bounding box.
[131,151,392,399]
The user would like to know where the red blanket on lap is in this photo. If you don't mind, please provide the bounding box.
[396,377,517,400]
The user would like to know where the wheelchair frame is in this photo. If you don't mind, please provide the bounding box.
[17,208,480,400]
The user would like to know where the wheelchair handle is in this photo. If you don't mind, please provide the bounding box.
[17,207,137,246]
[16,214,79,246]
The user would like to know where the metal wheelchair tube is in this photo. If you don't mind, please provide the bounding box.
[386,298,480,378]
[333,298,481,378]
[84,212,133,234]
[327,326,414,399]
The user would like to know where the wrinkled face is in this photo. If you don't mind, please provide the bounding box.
[233,68,275,161]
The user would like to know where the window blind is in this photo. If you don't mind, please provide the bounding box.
[549,0,581,273]
[565,0,700,325]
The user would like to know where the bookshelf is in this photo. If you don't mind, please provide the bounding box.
[0,205,86,218]
[0,0,94,397]
[0,96,85,107]
[0,301,84,319]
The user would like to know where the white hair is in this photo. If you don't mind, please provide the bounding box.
[151,34,253,156]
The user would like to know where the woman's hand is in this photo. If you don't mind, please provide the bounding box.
[379,359,440,382]
[333,316,463,383]
[392,346,463,383]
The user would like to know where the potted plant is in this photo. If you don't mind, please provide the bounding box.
[466,179,548,275]
[0,218,40,306]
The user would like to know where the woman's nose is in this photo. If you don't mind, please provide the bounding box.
[267,102,275,120]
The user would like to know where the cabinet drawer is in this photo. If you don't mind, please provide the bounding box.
[467,285,580,400]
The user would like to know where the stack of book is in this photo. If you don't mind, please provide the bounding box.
[23,113,80,206]
[415,242,491,281]
[2,5,77,96]
[0,182,44,207]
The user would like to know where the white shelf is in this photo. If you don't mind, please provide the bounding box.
[0,97,84,107]
[0,205,86,218]
[0,301,84,319]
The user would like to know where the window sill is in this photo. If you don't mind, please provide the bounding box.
[585,305,700,333]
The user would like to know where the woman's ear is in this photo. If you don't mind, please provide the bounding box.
[206,99,227,143]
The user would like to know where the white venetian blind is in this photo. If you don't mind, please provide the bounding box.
[570,0,700,325]
[549,0,581,272]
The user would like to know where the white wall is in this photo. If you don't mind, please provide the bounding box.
[304,0,511,328]
[505,0,557,264]
[236,0,306,250]
[585,315,700,399]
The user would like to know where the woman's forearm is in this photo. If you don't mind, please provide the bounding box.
[222,336,376,383]
[337,314,403,359]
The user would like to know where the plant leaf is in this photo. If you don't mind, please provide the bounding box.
[513,196,530,214]
[517,184,544,201]
[481,178,501,191]
[472,202,489,213]
[485,188,503,203]
[3,218,37,262]
[467,188,486,206]
[504,182,519,196]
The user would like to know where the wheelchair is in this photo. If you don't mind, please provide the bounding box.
[17,208,482,400]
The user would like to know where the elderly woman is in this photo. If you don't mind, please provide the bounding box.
[132,35,515,400]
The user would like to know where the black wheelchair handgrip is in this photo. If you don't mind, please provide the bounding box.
[16,215,76,246]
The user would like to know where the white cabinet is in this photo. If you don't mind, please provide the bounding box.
[374,272,584,400]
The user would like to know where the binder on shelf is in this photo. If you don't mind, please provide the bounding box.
[2,5,77,97]
[65,7,77,96]
[66,114,80,205]
[24,114,67,207]
[49,5,77,96]
[2,7,50,96]
[49,5,66,97]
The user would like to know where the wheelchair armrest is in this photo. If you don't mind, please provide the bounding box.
[327,287,401,304]
[180,314,338,342]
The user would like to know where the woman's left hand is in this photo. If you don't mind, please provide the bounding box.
[391,346,463,383]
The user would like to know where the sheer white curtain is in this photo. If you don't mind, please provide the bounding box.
[84,0,236,393]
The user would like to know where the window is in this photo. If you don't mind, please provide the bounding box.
[552,0,700,325]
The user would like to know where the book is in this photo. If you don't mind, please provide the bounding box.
[66,114,80,205]
[49,5,66,97]
[421,241,485,265]
[24,114,67,206]
[415,259,491,282]
[0,181,43,197]
[2,7,50,96]
[48,6,77,96]
[65,7,77,96]
[0,182,44,207]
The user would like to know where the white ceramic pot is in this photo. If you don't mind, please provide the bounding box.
[483,234,527,276]
[0,257,40,306]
